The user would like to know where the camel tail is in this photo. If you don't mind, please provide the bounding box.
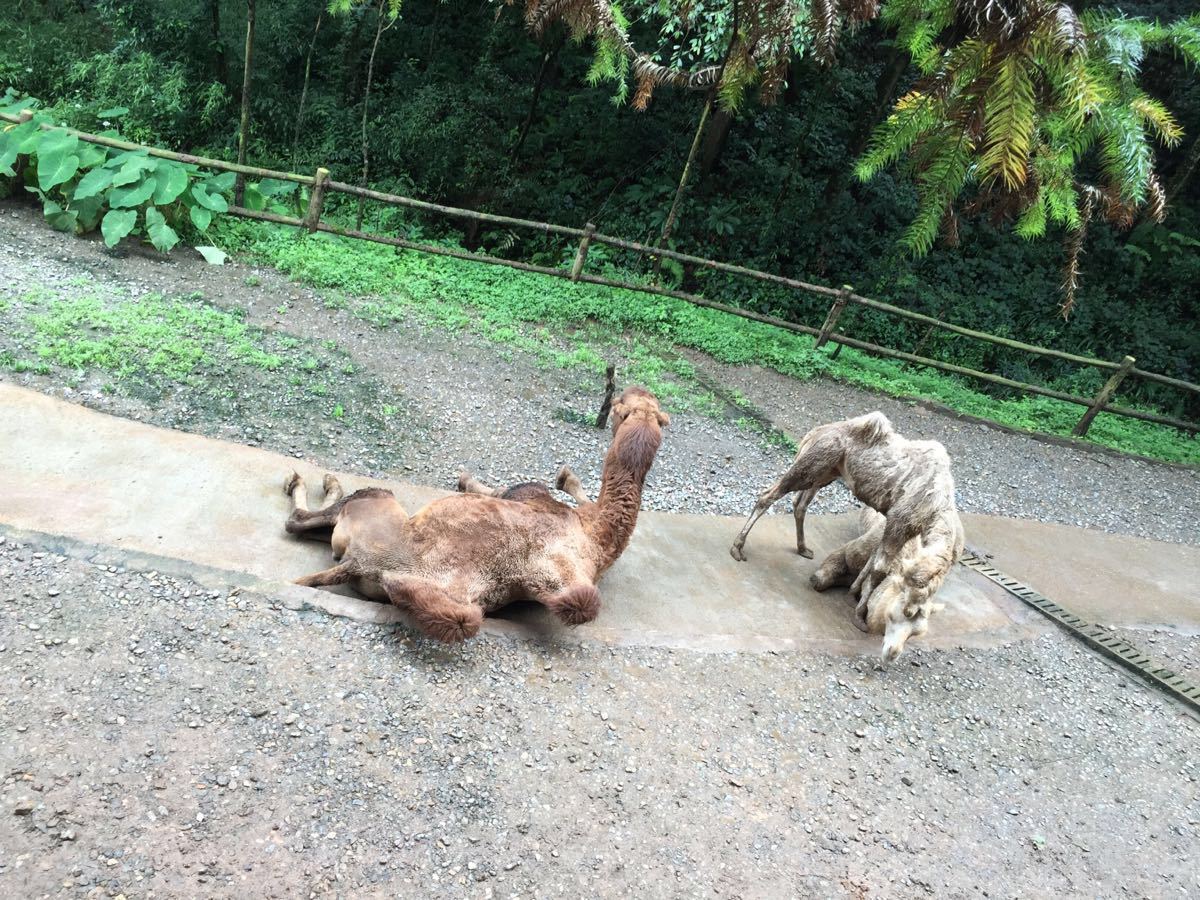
[546,584,601,626]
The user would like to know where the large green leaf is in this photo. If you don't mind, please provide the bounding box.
[0,120,39,175]
[35,129,79,160]
[191,184,229,213]
[42,199,78,233]
[97,106,129,118]
[144,206,180,253]
[109,178,156,209]
[77,144,108,169]
[152,163,189,205]
[189,205,213,231]
[37,150,80,192]
[101,209,137,247]
[205,171,236,193]
[73,166,115,200]
[111,157,156,187]
[72,195,105,233]
[104,149,152,170]
[242,185,266,211]
[196,246,228,265]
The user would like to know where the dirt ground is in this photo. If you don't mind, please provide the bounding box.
[1,532,1197,899]
[2,201,1199,898]
[2,199,1198,540]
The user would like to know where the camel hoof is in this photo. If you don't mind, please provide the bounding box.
[554,466,570,491]
[425,604,482,644]
[455,470,471,493]
[797,546,815,559]
[853,613,870,634]
[547,584,601,626]
[283,471,302,496]
[322,473,341,494]
[730,545,747,562]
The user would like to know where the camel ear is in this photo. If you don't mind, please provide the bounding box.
[656,410,670,427]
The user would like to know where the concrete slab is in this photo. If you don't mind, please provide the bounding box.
[964,513,1200,631]
[2,383,1192,651]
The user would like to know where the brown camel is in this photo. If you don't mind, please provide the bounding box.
[282,387,669,642]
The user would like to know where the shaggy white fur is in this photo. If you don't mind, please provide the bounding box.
[733,412,964,662]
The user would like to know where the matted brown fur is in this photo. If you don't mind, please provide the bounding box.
[282,387,668,643]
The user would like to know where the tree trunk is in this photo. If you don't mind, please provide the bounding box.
[427,0,441,63]
[821,45,908,206]
[652,95,713,280]
[210,0,228,90]
[357,0,392,230]
[1164,134,1200,212]
[511,38,562,162]
[291,6,325,174]
[699,107,733,177]
[342,9,368,102]
[235,0,255,205]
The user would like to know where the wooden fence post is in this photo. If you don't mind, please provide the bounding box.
[815,285,852,350]
[1073,355,1135,436]
[595,363,617,427]
[571,222,596,281]
[302,167,330,232]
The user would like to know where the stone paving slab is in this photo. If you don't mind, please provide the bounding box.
[2,383,1195,651]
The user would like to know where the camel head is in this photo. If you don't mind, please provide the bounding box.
[610,386,669,434]
[868,547,941,665]
[606,386,669,480]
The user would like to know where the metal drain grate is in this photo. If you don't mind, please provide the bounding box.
[960,553,1200,715]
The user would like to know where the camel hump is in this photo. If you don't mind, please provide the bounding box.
[500,482,552,502]
[341,487,396,503]
[854,411,893,444]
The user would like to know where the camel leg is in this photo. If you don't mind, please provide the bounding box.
[810,548,851,592]
[731,431,845,562]
[792,486,820,559]
[283,472,343,537]
[853,596,871,633]
[322,473,344,504]
[730,477,797,562]
[555,466,594,508]
[382,573,482,644]
[294,560,354,588]
[457,470,501,496]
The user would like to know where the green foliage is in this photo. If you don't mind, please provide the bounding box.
[1,0,1197,428]
[859,1,1200,303]
[217,217,1199,465]
[0,91,301,254]
[18,292,283,381]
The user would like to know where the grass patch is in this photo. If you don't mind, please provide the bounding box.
[21,291,284,381]
[213,220,1199,466]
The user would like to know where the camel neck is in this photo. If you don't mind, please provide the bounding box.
[590,417,660,569]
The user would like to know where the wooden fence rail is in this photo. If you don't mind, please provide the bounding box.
[3,110,1197,437]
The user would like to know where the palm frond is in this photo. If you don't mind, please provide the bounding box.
[978,54,1036,190]
[1129,93,1183,147]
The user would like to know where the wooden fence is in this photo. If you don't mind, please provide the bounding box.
[4,109,1198,437]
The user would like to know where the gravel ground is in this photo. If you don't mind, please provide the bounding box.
[1,531,1198,899]
[2,199,1198,544]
